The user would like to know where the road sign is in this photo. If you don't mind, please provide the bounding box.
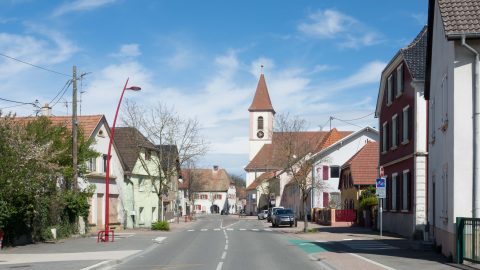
[376,178,386,198]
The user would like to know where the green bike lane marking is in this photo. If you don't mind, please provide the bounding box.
[288,239,333,254]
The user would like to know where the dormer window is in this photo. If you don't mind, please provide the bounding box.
[257,116,264,130]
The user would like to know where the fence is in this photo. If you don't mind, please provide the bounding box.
[335,209,356,222]
[457,217,480,264]
[315,208,356,227]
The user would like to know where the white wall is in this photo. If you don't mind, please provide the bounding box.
[249,111,273,162]
[192,191,231,214]
[312,130,379,208]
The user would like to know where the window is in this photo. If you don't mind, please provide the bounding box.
[387,75,393,105]
[402,106,410,143]
[382,122,388,152]
[330,166,340,178]
[145,150,152,160]
[200,194,208,200]
[396,64,404,96]
[87,157,96,172]
[392,115,398,148]
[257,116,264,130]
[402,170,410,211]
[138,178,144,192]
[195,205,201,211]
[323,166,329,180]
[139,207,145,224]
[214,194,222,200]
[391,173,398,210]
[102,154,108,173]
[441,74,449,130]
[323,192,329,208]
[194,194,200,199]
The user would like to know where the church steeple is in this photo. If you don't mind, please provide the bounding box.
[248,74,275,114]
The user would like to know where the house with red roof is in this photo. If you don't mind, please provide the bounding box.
[338,141,379,211]
[14,114,127,231]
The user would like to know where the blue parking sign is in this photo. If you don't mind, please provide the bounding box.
[376,178,386,198]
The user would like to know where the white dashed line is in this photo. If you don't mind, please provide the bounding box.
[251,229,259,231]
[239,229,246,231]
[214,228,221,231]
[226,228,234,231]
[152,237,166,243]
[201,229,208,232]
[226,240,229,244]
[187,229,195,232]
[221,251,227,260]
[216,261,223,270]
[224,244,228,250]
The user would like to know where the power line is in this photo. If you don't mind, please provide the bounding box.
[0,103,33,110]
[331,117,363,129]
[0,52,71,78]
[49,79,72,105]
[333,112,374,122]
[51,80,72,108]
[0,97,37,106]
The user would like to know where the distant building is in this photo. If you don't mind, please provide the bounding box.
[182,166,236,214]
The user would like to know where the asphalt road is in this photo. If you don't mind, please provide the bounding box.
[112,215,322,270]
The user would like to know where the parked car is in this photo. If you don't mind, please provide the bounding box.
[272,208,296,227]
[267,206,284,222]
[257,210,268,220]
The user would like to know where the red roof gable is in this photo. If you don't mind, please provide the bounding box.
[341,141,379,186]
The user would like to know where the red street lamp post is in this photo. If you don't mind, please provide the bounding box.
[103,78,140,242]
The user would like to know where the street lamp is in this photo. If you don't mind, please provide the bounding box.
[103,78,141,242]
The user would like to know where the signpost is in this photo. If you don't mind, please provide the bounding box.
[376,177,386,238]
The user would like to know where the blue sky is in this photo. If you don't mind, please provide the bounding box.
[0,0,428,175]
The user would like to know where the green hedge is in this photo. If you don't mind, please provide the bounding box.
[151,221,170,231]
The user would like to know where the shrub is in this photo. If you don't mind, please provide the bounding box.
[360,196,378,210]
[151,221,170,231]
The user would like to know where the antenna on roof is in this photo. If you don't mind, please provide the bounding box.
[261,64,264,74]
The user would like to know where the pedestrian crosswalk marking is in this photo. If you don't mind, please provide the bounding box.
[186,228,275,232]
[226,228,234,231]
[341,240,398,250]
[214,228,221,231]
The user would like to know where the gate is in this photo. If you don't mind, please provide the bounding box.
[335,209,356,222]
[457,217,480,264]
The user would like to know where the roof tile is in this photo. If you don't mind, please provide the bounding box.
[248,74,275,113]
[438,0,480,36]
[341,141,379,186]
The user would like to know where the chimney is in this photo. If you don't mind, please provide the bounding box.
[41,103,52,116]
[213,165,219,171]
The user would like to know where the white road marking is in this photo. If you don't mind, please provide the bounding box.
[239,228,246,231]
[343,238,353,241]
[187,229,195,232]
[153,237,166,243]
[221,251,227,260]
[214,228,221,231]
[224,244,228,250]
[226,240,229,244]
[201,229,208,231]
[264,229,272,232]
[80,261,111,270]
[348,253,397,270]
[226,228,234,231]
[216,261,223,270]
[251,229,259,231]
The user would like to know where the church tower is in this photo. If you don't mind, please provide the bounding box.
[248,73,275,161]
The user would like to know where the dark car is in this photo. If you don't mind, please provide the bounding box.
[266,207,284,222]
[272,209,296,227]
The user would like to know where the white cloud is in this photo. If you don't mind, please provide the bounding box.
[110,44,141,58]
[298,9,382,49]
[52,0,116,17]
[0,28,77,79]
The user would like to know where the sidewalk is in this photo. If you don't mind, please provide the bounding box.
[0,219,197,269]
[289,225,457,270]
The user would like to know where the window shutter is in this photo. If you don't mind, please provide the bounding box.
[387,177,391,210]
[323,166,329,180]
[408,171,412,211]
[396,177,401,211]
[393,72,397,97]
[408,108,413,141]
[396,117,400,146]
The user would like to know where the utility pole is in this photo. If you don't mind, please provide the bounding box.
[72,66,78,190]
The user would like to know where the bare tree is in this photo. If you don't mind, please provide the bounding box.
[122,100,209,221]
[274,113,326,232]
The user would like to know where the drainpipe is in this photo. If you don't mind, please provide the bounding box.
[461,35,480,218]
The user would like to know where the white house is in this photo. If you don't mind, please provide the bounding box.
[183,167,236,215]
[309,127,379,209]
[44,115,127,232]
[425,0,480,258]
